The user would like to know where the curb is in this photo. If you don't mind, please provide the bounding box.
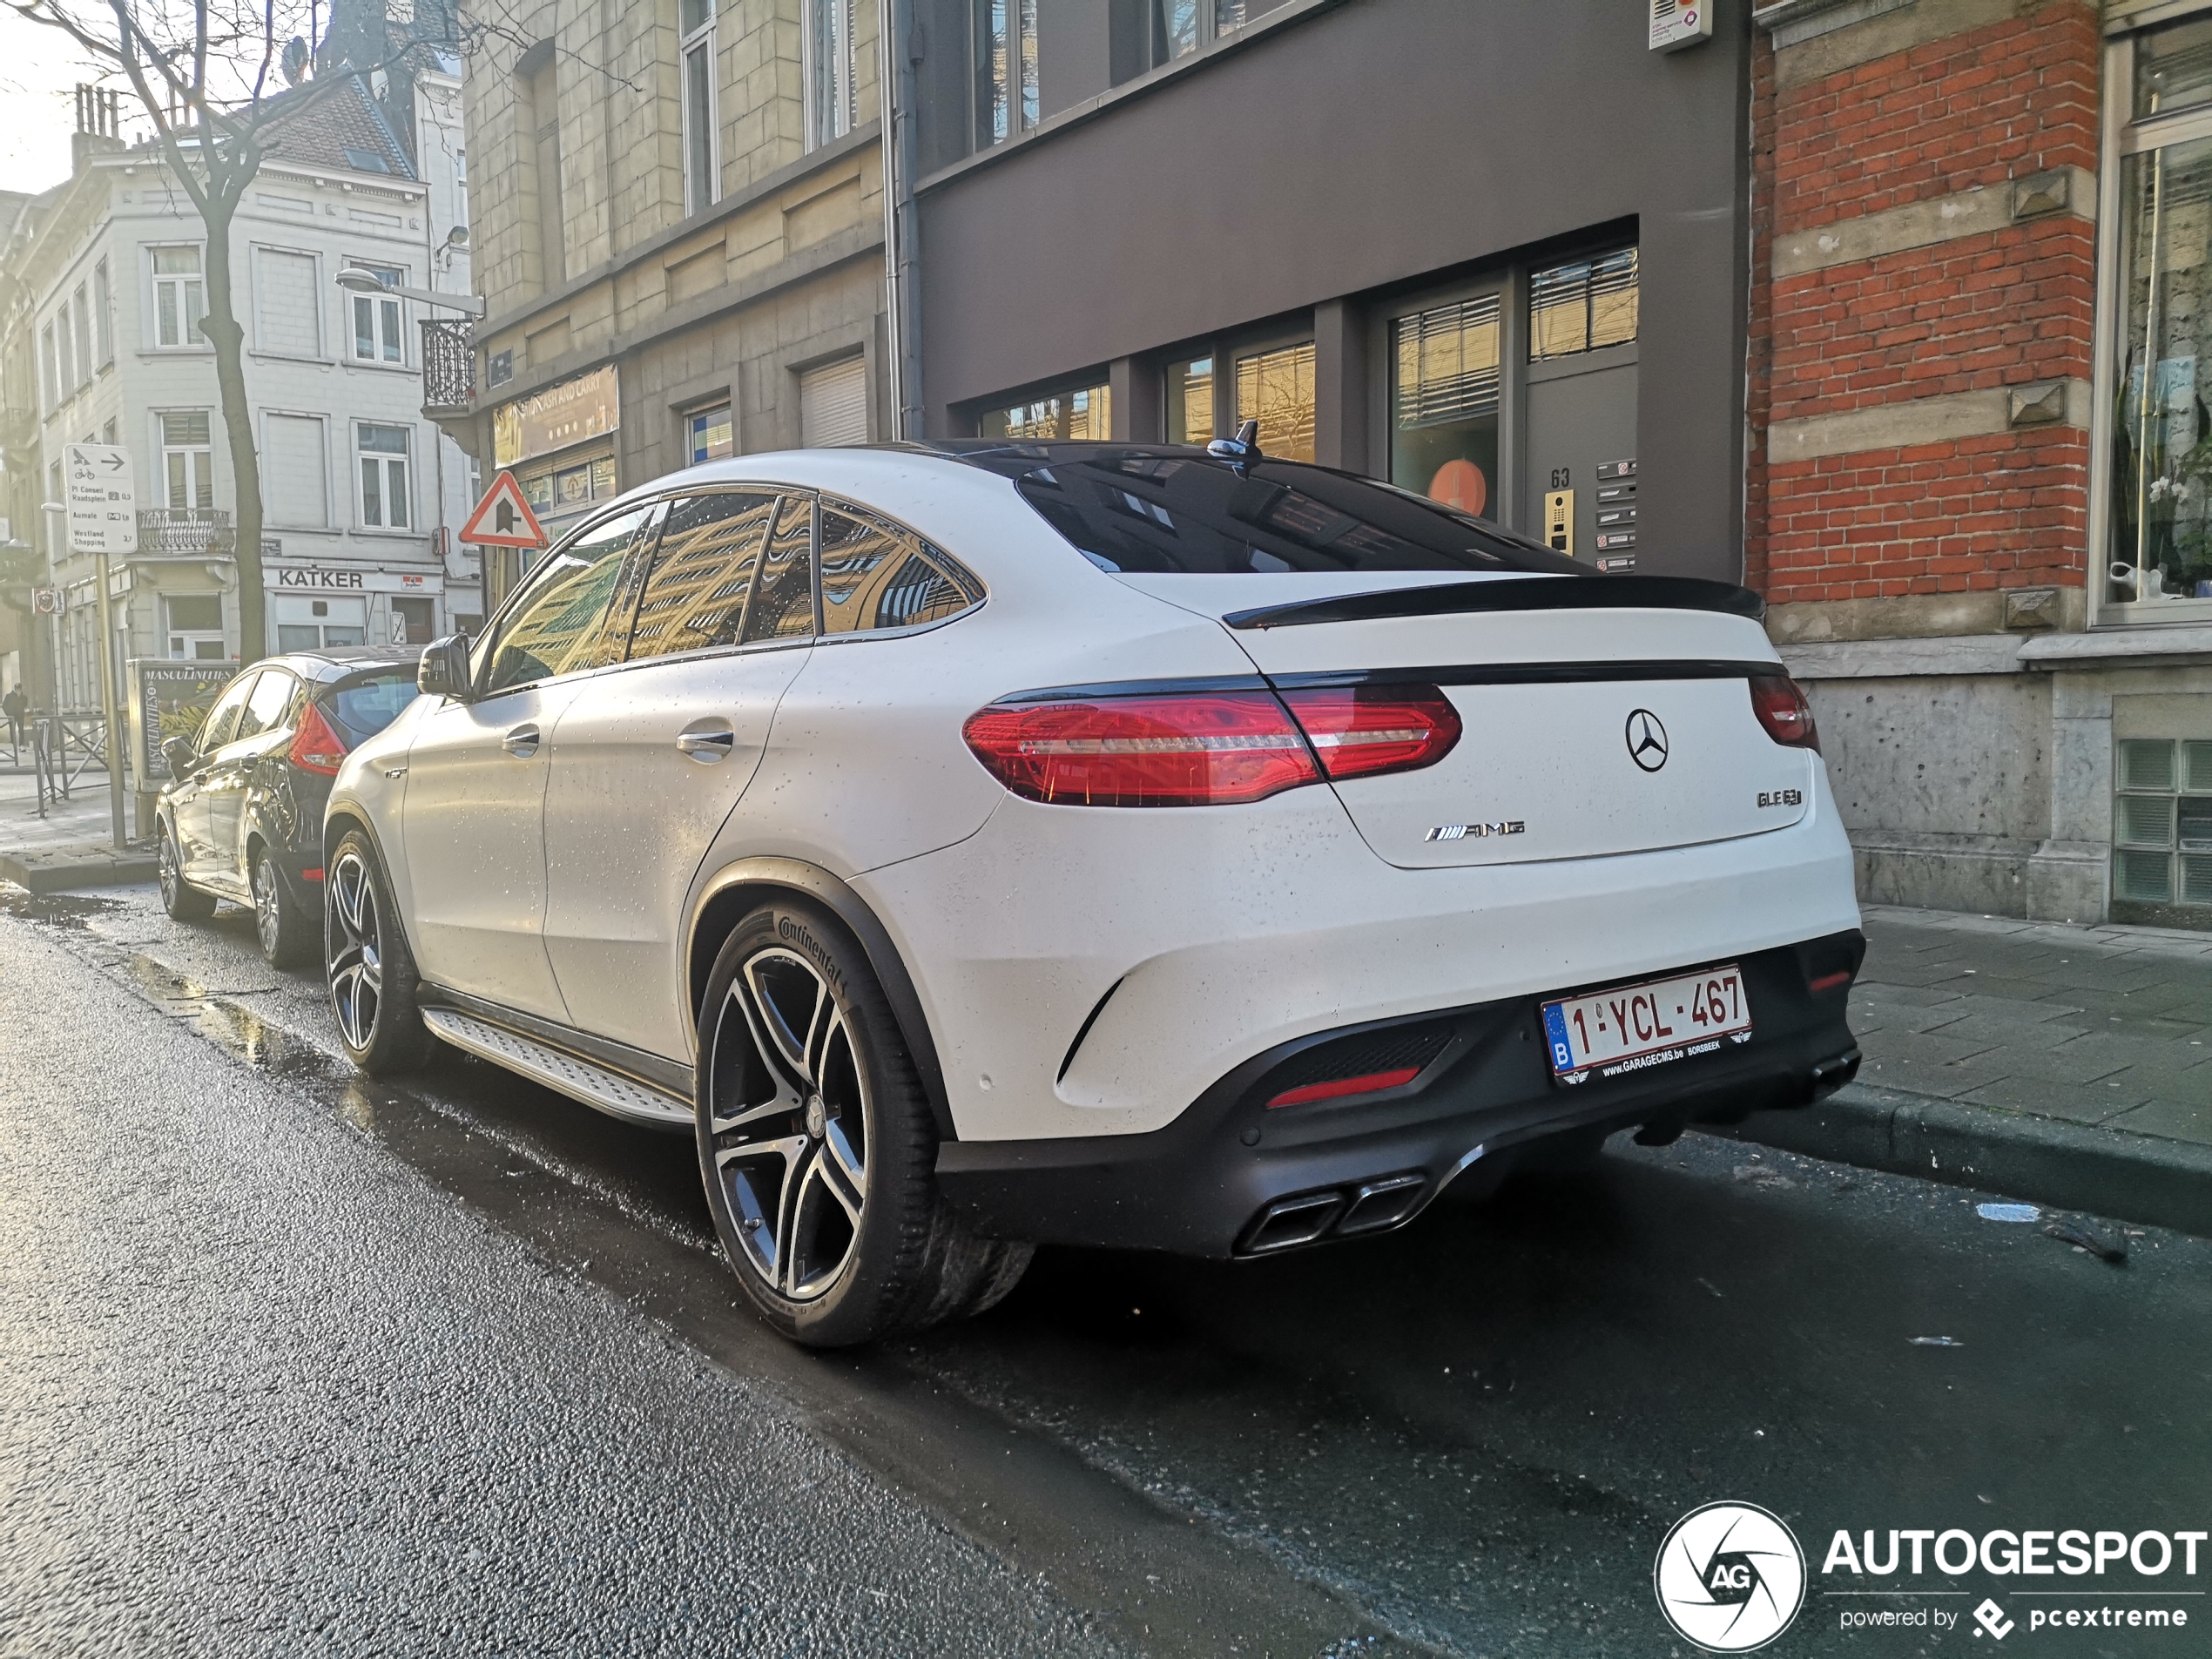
[1716,1082,2212,1240]
[0,847,158,895]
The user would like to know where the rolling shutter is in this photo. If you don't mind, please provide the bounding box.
[254,247,320,356]
[799,354,868,448]
[263,414,329,528]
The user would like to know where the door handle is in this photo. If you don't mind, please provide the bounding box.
[676,725,737,763]
[502,724,541,758]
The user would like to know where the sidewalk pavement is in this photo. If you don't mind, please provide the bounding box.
[1730,905,2212,1238]
[1,777,2207,1236]
[0,769,154,893]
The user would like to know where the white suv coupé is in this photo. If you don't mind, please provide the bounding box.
[324,440,1864,1347]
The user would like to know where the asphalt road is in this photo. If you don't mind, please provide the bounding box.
[3,882,2208,1658]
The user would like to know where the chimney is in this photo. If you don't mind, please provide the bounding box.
[71,84,124,175]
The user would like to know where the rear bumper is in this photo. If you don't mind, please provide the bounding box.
[934,930,1863,1258]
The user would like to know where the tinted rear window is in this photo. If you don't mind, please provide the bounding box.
[1013,455,1588,577]
[327,672,418,740]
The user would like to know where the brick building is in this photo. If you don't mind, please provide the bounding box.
[1751,0,2212,927]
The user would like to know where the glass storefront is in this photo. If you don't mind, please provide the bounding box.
[1166,356,1214,444]
[1233,341,1315,462]
[1391,294,1501,516]
[980,382,1111,439]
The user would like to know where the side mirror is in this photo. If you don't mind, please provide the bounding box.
[160,735,198,777]
[418,633,475,701]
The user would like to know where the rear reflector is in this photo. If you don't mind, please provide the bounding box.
[962,691,1319,806]
[301,867,326,882]
[1807,969,1851,993]
[1749,675,1820,753]
[1276,685,1461,780]
[1266,1066,1420,1109]
[288,701,352,776]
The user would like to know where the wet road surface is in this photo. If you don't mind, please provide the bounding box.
[3,883,2208,1657]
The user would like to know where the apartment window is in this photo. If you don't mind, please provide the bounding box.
[1233,341,1316,462]
[165,595,227,661]
[976,0,1039,146]
[455,147,468,221]
[152,246,206,347]
[92,260,112,366]
[1393,293,1502,516]
[71,285,91,388]
[1529,246,1640,361]
[56,297,76,393]
[808,0,857,150]
[686,402,735,463]
[799,355,870,446]
[39,322,57,411]
[1166,356,1214,444]
[160,411,214,510]
[2114,738,2212,909]
[1155,0,1200,61]
[351,264,404,363]
[979,380,1109,440]
[357,422,412,528]
[681,0,718,212]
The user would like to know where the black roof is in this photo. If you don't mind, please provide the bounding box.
[260,648,417,684]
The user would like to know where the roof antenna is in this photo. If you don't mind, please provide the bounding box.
[1207,418,1262,469]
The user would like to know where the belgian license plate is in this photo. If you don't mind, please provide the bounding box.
[1541,966,1752,1083]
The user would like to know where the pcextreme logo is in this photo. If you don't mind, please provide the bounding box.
[1655,1502,1808,1652]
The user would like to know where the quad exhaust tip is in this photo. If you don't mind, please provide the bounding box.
[1238,1172,1428,1256]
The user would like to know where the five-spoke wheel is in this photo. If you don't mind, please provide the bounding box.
[324,830,429,1074]
[251,849,314,968]
[696,900,1030,1346]
[158,825,214,921]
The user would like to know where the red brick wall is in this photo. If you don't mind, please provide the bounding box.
[1747,1,2101,610]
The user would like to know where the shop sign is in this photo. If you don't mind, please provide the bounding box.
[267,564,442,595]
[492,365,620,468]
[130,659,239,782]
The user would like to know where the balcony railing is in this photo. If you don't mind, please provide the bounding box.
[137,509,233,556]
[422,318,475,412]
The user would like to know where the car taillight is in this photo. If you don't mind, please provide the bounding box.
[1749,675,1820,753]
[961,691,1319,806]
[288,701,351,775]
[1276,685,1461,780]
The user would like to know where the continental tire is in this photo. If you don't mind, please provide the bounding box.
[695,898,1031,1348]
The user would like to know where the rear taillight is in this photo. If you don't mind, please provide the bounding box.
[961,691,1318,806]
[962,682,1463,807]
[1276,685,1461,780]
[1749,675,1820,753]
[288,701,351,775]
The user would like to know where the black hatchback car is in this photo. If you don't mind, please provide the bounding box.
[156,649,421,967]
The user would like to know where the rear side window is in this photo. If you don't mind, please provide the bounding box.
[740,495,817,644]
[628,491,780,660]
[327,672,418,741]
[1014,455,1585,577]
[819,504,981,634]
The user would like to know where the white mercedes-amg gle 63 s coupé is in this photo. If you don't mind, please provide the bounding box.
[323,437,1863,1347]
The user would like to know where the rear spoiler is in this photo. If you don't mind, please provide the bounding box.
[1222,576,1765,631]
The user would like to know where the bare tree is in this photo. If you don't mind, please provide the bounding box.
[4,0,457,663]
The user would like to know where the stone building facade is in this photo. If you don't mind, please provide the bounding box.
[444,0,890,608]
[1751,0,2212,927]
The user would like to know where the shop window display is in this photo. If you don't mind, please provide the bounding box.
[1392,295,1501,517]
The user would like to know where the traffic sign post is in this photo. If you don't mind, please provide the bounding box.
[66,442,136,850]
[458,470,550,619]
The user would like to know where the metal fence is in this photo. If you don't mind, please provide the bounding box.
[422,319,475,411]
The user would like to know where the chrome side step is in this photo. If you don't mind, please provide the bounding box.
[421,1008,693,1130]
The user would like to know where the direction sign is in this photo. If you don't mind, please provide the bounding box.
[65,442,138,556]
[457,470,548,549]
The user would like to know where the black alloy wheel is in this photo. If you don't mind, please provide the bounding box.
[696,899,1030,1347]
[251,847,315,969]
[325,830,430,1075]
[158,825,215,921]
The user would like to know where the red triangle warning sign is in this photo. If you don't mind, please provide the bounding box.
[458,470,549,548]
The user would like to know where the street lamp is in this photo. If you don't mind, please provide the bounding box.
[334,264,487,318]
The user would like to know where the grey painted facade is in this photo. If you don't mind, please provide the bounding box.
[907,0,1757,581]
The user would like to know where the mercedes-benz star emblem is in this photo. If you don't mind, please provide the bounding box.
[1626,709,1670,772]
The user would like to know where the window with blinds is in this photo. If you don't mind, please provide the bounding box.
[1530,246,1640,361]
[980,382,1111,441]
[800,354,870,447]
[1396,296,1500,428]
[1234,342,1316,463]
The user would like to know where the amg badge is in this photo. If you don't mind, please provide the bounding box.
[1427,820,1526,842]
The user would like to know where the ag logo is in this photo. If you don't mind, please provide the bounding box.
[1654,1501,1806,1652]
[1626,708,1669,772]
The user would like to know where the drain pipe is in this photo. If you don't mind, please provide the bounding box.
[876,0,924,440]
